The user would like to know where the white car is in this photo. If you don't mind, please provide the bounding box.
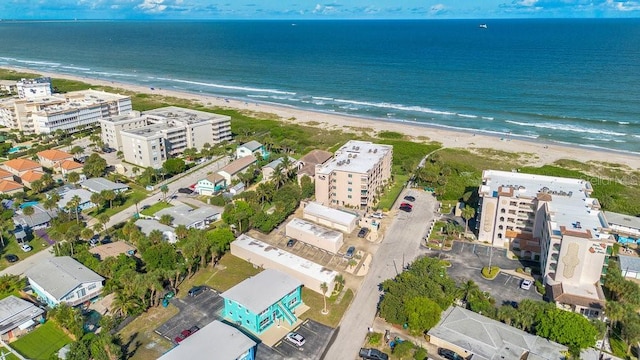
[371,212,384,219]
[20,243,32,252]
[285,332,306,347]
[520,279,533,290]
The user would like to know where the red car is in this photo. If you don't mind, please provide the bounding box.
[174,329,192,343]
[400,202,413,208]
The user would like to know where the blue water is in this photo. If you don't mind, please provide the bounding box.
[20,201,39,209]
[8,146,28,154]
[1,19,639,153]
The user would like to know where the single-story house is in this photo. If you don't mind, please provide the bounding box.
[296,149,333,184]
[619,255,640,280]
[261,156,300,182]
[26,256,105,307]
[195,173,226,196]
[14,204,57,230]
[20,170,45,188]
[217,155,257,185]
[57,188,95,211]
[0,295,45,341]
[302,202,359,233]
[0,180,23,195]
[229,182,245,196]
[604,211,640,244]
[221,269,304,334]
[80,177,129,194]
[2,158,43,177]
[134,219,177,244]
[285,218,344,254]
[155,203,221,229]
[89,242,137,260]
[158,320,257,360]
[236,140,267,159]
[427,306,567,360]
[37,149,74,168]
[56,160,84,176]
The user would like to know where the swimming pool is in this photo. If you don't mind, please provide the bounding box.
[8,146,29,154]
[20,201,39,209]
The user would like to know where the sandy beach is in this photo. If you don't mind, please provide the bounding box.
[4,66,640,170]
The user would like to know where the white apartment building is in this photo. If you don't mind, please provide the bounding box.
[16,78,53,99]
[0,89,131,134]
[478,170,614,317]
[315,140,392,209]
[101,106,231,168]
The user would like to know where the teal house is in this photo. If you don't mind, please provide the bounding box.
[221,269,303,334]
[236,140,269,160]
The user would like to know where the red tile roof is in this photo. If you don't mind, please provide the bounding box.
[0,180,23,193]
[37,149,73,162]
[3,158,41,172]
[20,170,44,183]
[58,160,83,171]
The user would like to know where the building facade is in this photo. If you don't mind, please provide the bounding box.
[100,106,231,168]
[16,78,53,99]
[221,269,304,335]
[0,90,131,134]
[315,140,392,209]
[478,170,614,317]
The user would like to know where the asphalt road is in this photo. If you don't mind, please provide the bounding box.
[323,189,439,360]
[0,246,54,276]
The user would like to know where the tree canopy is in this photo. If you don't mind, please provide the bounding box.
[536,308,597,354]
[162,158,186,175]
[83,153,107,178]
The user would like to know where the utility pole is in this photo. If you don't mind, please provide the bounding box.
[488,246,493,269]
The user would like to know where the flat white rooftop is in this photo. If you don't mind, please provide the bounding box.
[287,218,342,243]
[143,106,230,124]
[481,170,608,240]
[303,202,358,227]
[233,234,337,284]
[317,140,391,175]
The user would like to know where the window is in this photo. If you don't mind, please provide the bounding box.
[348,181,352,185]
[348,195,352,199]
[348,188,352,192]
[88,284,97,290]
[348,174,352,178]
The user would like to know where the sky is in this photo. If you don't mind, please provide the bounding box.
[1,0,640,20]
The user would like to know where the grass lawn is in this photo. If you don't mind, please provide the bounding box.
[301,288,354,328]
[0,238,50,271]
[140,202,172,216]
[178,254,261,296]
[118,305,178,360]
[0,347,21,360]
[377,174,409,211]
[88,189,148,218]
[11,321,71,360]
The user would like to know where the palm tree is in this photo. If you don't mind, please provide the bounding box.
[271,165,286,190]
[22,205,35,226]
[30,179,44,194]
[41,173,53,188]
[160,185,169,202]
[68,195,82,223]
[97,213,111,233]
[67,171,80,184]
[101,190,116,208]
[175,225,188,240]
[334,274,345,292]
[159,214,173,226]
[320,282,329,314]
[606,301,625,331]
[90,192,103,208]
[81,228,94,242]
[461,205,476,235]
[459,280,480,303]
[280,156,294,180]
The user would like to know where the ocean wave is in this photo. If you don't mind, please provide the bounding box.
[457,113,477,119]
[246,95,269,99]
[61,66,91,71]
[312,96,334,101]
[575,144,640,156]
[482,116,494,120]
[618,121,630,125]
[156,77,296,95]
[391,118,539,139]
[583,137,627,143]
[505,120,627,137]
[11,59,61,66]
[83,71,138,78]
[333,98,456,116]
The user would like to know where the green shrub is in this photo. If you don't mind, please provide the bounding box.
[534,280,546,295]
[367,332,382,346]
[481,266,500,279]
[378,131,404,139]
[210,195,225,206]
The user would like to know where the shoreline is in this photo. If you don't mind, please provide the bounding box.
[3,65,640,170]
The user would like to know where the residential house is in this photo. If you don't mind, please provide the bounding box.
[315,140,393,209]
[303,202,359,233]
[221,269,304,334]
[229,182,245,196]
[20,170,45,188]
[155,203,221,230]
[14,204,57,230]
[618,255,640,280]
[2,158,43,177]
[195,173,226,196]
[80,177,129,194]
[36,149,74,168]
[56,188,95,211]
[0,180,23,195]
[26,256,104,307]
[55,160,84,177]
[285,218,344,254]
[158,320,257,360]
[296,149,332,184]
[0,169,14,181]
[261,156,299,182]
[604,211,640,245]
[236,141,267,159]
[0,295,45,341]
[427,306,567,360]
[217,155,257,186]
[134,219,177,243]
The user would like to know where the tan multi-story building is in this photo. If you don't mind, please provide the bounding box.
[478,170,614,318]
[0,89,132,134]
[315,140,392,209]
[16,78,53,99]
[101,106,231,169]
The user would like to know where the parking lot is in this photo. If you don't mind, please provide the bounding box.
[155,287,224,343]
[256,319,335,360]
[432,241,542,306]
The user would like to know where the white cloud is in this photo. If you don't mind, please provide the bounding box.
[137,0,167,12]
[606,0,640,11]
[515,0,538,6]
[430,3,446,14]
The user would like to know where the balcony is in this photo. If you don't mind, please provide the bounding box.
[65,290,102,307]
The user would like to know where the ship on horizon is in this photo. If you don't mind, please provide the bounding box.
[479,24,488,29]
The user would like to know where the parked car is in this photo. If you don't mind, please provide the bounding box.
[400,202,413,208]
[359,348,389,360]
[174,329,192,343]
[101,236,112,245]
[357,228,369,238]
[345,246,356,259]
[403,195,416,202]
[520,279,533,290]
[20,243,32,252]
[188,286,206,297]
[286,238,297,248]
[437,348,462,360]
[89,238,99,247]
[4,254,18,263]
[189,325,200,334]
[285,332,306,347]
[371,212,384,219]
[399,206,412,213]
[178,188,194,194]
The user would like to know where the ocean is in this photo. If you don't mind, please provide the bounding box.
[1,19,639,154]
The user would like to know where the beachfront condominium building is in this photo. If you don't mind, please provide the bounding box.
[0,89,132,134]
[16,78,53,99]
[315,140,392,209]
[100,106,231,168]
[478,170,614,318]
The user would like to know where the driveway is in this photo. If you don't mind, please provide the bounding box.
[432,241,542,305]
[257,320,334,360]
[0,246,54,276]
[154,288,224,343]
[323,188,440,360]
